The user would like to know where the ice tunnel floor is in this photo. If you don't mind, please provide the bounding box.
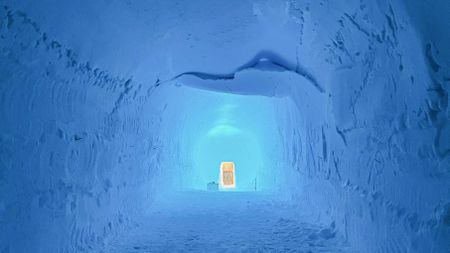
[105,192,350,253]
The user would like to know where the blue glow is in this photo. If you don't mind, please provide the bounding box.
[193,129,262,191]
[206,124,241,137]
[177,88,280,192]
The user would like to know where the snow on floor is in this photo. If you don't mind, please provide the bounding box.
[105,192,350,253]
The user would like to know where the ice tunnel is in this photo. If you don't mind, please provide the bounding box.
[0,0,449,252]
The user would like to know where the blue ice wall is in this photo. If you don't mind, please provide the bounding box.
[0,0,449,252]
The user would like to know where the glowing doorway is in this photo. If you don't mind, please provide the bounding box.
[220,162,236,189]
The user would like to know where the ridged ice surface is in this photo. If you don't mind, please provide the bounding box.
[0,0,449,252]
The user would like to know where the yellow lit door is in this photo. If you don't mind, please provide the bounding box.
[220,162,236,189]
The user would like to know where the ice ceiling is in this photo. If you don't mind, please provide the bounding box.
[0,0,449,252]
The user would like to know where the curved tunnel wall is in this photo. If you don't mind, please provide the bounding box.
[0,1,449,252]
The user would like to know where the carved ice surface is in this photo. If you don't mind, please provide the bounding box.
[0,0,449,252]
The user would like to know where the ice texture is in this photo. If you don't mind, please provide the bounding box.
[0,0,449,252]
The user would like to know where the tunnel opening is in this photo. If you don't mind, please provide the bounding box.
[176,86,283,193]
